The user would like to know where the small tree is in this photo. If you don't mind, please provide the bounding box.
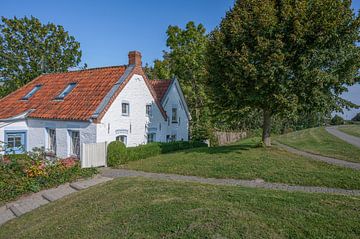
[331,115,345,126]
[0,16,82,97]
[207,0,360,146]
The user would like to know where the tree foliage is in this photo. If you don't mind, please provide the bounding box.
[151,22,211,140]
[206,0,360,145]
[331,115,345,125]
[144,59,171,80]
[0,16,82,98]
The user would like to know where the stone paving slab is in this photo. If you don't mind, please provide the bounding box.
[6,192,49,217]
[0,174,115,227]
[70,175,112,190]
[100,168,360,196]
[0,206,16,226]
[42,184,78,202]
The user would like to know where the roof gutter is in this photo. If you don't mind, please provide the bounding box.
[0,109,34,122]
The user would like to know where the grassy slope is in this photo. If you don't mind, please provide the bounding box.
[122,138,360,190]
[338,125,360,138]
[275,127,360,162]
[1,178,359,239]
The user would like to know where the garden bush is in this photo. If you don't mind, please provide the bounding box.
[107,141,127,167]
[331,115,345,125]
[107,141,207,166]
[0,153,97,205]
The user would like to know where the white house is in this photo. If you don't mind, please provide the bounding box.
[0,51,190,158]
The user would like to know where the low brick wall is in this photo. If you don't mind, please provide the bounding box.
[214,131,247,145]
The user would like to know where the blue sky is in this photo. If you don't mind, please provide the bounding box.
[1,0,359,119]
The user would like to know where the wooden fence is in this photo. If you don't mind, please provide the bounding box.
[81,142,107,168]
[214,131,247,145]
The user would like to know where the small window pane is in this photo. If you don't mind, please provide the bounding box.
[147,133,156,143]
[7,137,14,148]
[116,135,127,145]
[70,131,80,157]
[48,129,56,152]
[14,137,22,147]
[122,103,129,116]
[172,108,178,123]
[146,104,152,117]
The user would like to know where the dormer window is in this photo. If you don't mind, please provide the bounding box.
[55,83,77,100]
[22,84,42,100]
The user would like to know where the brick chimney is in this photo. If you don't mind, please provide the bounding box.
[128,51,142,66]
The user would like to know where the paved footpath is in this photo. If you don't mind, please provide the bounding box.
[100,168,360,196]
[275,142,360,170]
[326,126,360,148]
[0,175,112,226]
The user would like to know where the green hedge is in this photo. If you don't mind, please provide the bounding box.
[107,141,127,167]
[107,141,207,167]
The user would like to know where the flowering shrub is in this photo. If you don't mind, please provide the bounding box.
[0,150,97,205]
[59,157,79,169]
[24,160,48,178]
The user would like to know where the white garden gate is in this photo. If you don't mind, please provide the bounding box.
[81,142,107,168]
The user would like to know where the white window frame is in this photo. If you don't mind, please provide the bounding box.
[116,135,127,145]
[47,128,56,153]
[122,101,130,116]
[69,130,80,157]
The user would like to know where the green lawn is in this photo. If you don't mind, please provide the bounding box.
[121,138,360,190]
[1,178,359,239]
[275,127,360,162]
[338,125,360,138]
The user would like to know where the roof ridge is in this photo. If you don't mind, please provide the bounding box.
[149,79,172,82]
[41,65,128,76]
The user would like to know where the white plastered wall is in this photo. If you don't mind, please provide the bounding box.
[0,118,96,158]
[97,74,168,146]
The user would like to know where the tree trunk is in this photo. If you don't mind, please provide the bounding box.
[262,109,272,146]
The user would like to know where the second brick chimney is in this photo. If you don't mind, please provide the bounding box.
[128,51,142,66]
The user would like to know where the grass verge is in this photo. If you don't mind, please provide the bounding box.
[275,127,360,162]
[121,138,360,190]
[337,125,360,138]
[1,178,359,238]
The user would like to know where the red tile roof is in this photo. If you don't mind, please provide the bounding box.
[148,79,172,102]
[0,66,127,121]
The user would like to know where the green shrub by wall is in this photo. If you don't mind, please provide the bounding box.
[107,141,127,167]
[107,141,207,167]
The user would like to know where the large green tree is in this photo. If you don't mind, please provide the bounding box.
[207,0,360,146]
[0,16,82,97]
[151,22,211,140]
